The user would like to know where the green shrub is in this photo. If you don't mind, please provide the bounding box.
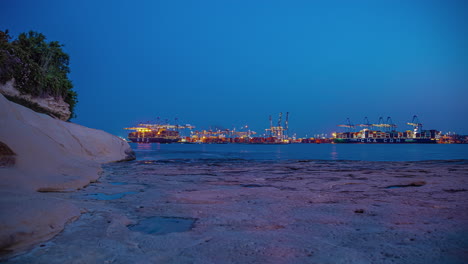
[0,30,77,120]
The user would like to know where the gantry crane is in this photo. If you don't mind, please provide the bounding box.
[385,117,397,132]
[265,112,289,140]
[407,115,423,130]
[372,117,397,132]
[357,117,372,128]
[338,118,355,132]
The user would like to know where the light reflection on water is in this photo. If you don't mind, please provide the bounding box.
[330,144,338,160]
[135,143,152,151]
[129,143,468,162]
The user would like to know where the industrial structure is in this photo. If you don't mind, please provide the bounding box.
[124,114,464,144]
[333,115,440,143]
[186,127,257,144]
[265,112,289,142]
[124,120,194,143]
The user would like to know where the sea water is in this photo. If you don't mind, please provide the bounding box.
[131,143,468,162]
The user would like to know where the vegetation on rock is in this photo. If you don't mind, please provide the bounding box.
[0,30,77,119]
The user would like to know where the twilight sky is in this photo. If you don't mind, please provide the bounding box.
[2,0,467,137]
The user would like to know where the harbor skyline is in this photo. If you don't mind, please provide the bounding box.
[2,0,467,136]
[124,113,467,144]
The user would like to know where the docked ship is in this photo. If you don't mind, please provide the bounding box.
[333,116,440,144]
[124,123,194,143]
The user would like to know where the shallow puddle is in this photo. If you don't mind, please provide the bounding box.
[128,216,197,235]
[385,181,426,189]
[241,184,266,188]
[85,191,137,200]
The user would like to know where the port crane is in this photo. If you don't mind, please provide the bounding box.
[407,115,423,131]
[385,117,397,132]
[338,118,355,132]
[357,117,372,128]
[373,117,387,128]
[372,116,397,131]
[265,112,289,140]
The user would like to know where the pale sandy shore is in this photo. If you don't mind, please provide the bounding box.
[4,159,468,264]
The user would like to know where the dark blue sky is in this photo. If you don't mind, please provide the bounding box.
[2,0,467,137]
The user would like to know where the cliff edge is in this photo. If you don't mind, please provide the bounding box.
[0,94,135,256]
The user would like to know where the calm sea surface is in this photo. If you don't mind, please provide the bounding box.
[130,143,468,162]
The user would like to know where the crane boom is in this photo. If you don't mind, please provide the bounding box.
[338,118,355,128]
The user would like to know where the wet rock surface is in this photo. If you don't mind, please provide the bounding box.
[129,216,197,235]
[5,159,468,264]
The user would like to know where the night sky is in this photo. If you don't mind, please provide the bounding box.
[2,0,467,137]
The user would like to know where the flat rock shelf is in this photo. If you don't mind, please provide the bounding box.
[5,159,468,264]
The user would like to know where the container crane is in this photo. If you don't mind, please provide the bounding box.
[385,117,397,132]
[357,117,372,128]
[373,117,388,128]
[338,118,355,132]
[265,112,289,141]
[407,115,423,131]
[373,116,395,131]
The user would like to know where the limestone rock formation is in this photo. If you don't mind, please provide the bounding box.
[0,93,135,255]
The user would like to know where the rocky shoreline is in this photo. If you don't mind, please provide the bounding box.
[1,93,467,263]
[0,94,134,257]
[4,158,468,263]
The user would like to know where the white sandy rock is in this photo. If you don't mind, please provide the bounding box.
[0,93,135,255]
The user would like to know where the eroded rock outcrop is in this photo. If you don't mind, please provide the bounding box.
[0,94,135,256]
[0,79,71,121]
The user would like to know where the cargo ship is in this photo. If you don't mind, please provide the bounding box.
[333,116,440,144]
[124,123,194,143]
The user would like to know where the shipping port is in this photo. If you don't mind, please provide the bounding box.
[124,114,467,144]
[333,115,440,143]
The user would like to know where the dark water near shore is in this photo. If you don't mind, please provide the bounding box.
[130,143,468,162]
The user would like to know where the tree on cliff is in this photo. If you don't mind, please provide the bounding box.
[0,30,77,120]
